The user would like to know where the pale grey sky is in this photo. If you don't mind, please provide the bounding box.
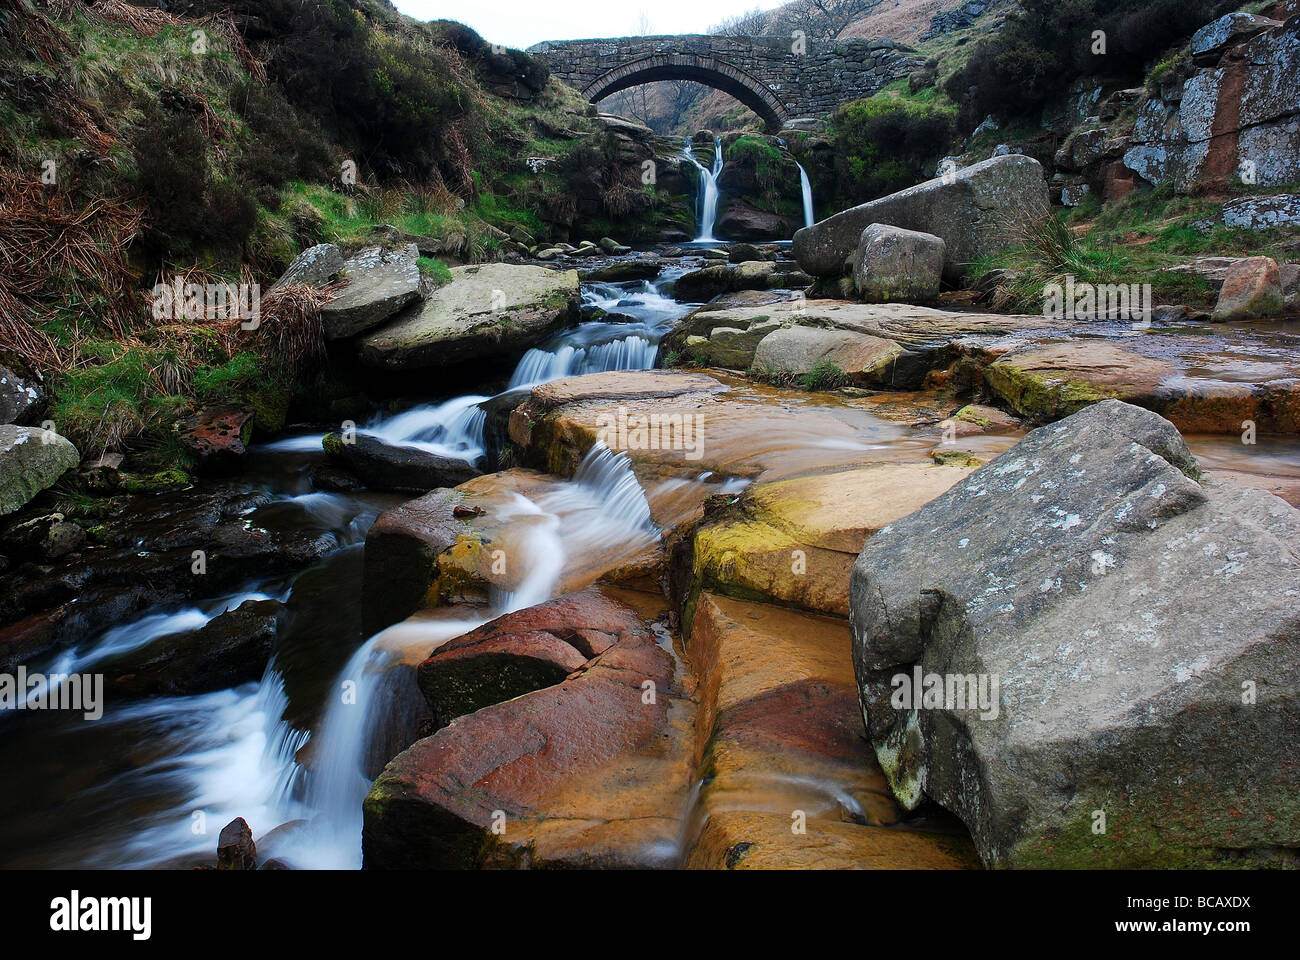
[392,0,787,51]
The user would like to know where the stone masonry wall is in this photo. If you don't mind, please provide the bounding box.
[528,35,920,126]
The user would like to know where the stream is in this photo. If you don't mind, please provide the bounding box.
[0,267,701,870]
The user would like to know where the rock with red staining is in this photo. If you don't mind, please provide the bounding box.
[364,588,693,869]
[175,405,253,475]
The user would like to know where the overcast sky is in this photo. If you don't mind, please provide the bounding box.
[392,0,788,50]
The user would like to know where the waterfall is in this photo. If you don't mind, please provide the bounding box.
[293,442,656,868]
[797,161,815,229]
[682,136,724,242]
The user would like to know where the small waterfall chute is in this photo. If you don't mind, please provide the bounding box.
[682,136,725,242]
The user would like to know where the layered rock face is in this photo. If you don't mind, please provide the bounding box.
[1124,15,1299,192]
[792,155,1050,281]
[850,400,1300,868]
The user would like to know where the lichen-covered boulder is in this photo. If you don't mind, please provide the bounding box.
[358,263,579,369]
[850,400,1300,868]
[0,424,78,515]
[320,243,422,340]
[852,224,946,303]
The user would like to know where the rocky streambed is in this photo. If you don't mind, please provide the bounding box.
[2,241,1298,870]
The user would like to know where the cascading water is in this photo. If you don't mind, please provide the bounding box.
[283,441,656,869]
[775,136,815,231]
[797,161,815,229]
[1,259,694,871]
[682,136,724,242]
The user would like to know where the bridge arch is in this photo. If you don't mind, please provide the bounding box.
[582,54,789,132]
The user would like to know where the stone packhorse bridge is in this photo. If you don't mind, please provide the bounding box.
[526,35,920,131]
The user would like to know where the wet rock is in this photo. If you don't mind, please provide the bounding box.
[685,318,785,369]
[417,590,633,727]
[984,341,1175,420]
[716,198,800,241]
[320,243,422,340]
[597,237,631,254]
[753,326,904,386]
[684,593,978,869]
[105,598,282,698]
[1,488,334,658]
[794,155,1050,281]
[727,243,774,263]
[217,818,257,870]
[0,424,79,516]
[309,464,365,492]
[322,432,481,494]
[363,588,690,869]
[0,364,45,426]
[270,242,344,291]
[580,260,661,282]
[358,263,579,370]
[672,261,776,302]
[78,453,122,493]
[0,512,86,561]
[1212,256,1284,321]
[682,465,974,617]
[853,224,946,304]
[361,490,465,635]
[175,405,253,475]
[850,400,1300,867]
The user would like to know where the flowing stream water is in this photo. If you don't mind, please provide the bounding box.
[0,266,697,870]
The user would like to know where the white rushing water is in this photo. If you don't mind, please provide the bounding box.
[9,264,694,870]
[282,441,656,869]
[797,161,815,229]
[239,277,677,869]
[682,136,725,242]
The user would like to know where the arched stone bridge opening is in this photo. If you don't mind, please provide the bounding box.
[527,35,919,132]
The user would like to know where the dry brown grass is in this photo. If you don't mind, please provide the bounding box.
[0,168,145,371]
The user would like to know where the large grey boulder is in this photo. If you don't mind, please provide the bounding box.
[319,243,422,340]
[358,263,579,370]
[1190,11,1279,64]
[853,224,945,303]
[850,400,1300,868]
[793,155,1049,281]
[269,242,344,292]
[0,424,79,515]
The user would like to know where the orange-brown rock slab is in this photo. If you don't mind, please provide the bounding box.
[363,588,695,869]
[682,593,976,869]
